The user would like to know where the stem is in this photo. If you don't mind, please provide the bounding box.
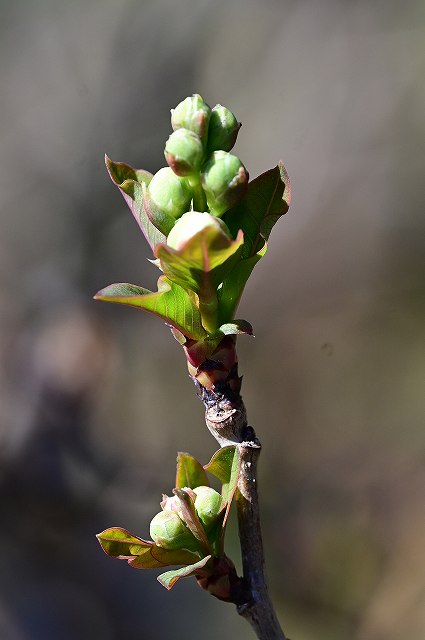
[236,439,287,639]
[189,176,207,211]
[194,380,288,640]
[199,293,218,333]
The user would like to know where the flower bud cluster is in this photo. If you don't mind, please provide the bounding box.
[149,486,223,551]
[147,94,248,223]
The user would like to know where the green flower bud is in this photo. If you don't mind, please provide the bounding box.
[207,104,241,153]
[193,486,223,530]
[164,128,204,177]
[147,167,192,219]
[149,510,197,551]
[167,210,231,251]
[171,94,211,145]
[201,151,249,217]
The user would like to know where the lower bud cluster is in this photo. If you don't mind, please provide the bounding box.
[147,94,248,222]
[150,486,223,552]
[97,447,243,600]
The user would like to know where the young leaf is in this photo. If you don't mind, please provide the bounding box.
[155,229,244,299]
[176,452,210,489]
[157,555,211,590]
[97,527,153,559]
[204,446,241,525]
[204,446,238,486]
[203,512,226,558]
[217,243,266,324]
[173,488,212,553]
[105,155,166,250]
[143,185,177,237]
[96,527,200,569]
[223,162,290,258]
[206,319,253,343]
[130,545,201,569]
[217,162,290,322]
[199,319,253,356]
[94,276,207,341]
[105,156,152,187]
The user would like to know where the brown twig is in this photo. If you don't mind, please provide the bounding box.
[194,378,287,640]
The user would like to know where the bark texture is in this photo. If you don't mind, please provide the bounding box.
[193,365,288,640]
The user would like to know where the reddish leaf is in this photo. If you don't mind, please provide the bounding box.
[129,545,201,570]
[105,155,166,250]
[96,527,200,569]
[97,527,152,558]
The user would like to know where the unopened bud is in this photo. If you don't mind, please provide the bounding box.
[171,94,211,145]
[167,211,231,251]
[193,486,223,530]
[147,167,192,220]
[164,128,204,177]
[207,104,241,153]
[160,494,181,513]
[150,510,197,551]
[160,488,195,514]
[201,151,249,217]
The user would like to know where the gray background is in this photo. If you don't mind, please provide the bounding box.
[1,1,424,638]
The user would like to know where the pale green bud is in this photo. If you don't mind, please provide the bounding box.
[201,151,249,217]
[193,486,223,530]
[149,510,197,551]
[167,211,231,251]
[207,104,241,153]
[147,167,192,219]
[164,128,204,177]
[171,94,211,145]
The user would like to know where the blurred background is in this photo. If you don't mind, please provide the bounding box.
[1,0,424,638]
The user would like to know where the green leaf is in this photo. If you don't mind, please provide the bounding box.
[223,162,290,258]
[216,320,253,336]
[96,527,200,569]
[217,243,266,324]
[206,319,253,343]
[217,162,290,322]
[206,513,227,557]
[173,488,211,553]
[204,446,241,526]
[105,155,166,250]
[200,319,254,355]
[97,527,153,558]
[94,276,207,341]
[157,555,211,590]
[176,452,210,489]
[105,156,152,187]
[143,187,177,237]
[155,229,244,299]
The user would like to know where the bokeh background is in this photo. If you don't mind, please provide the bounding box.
[1,1,424,638]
